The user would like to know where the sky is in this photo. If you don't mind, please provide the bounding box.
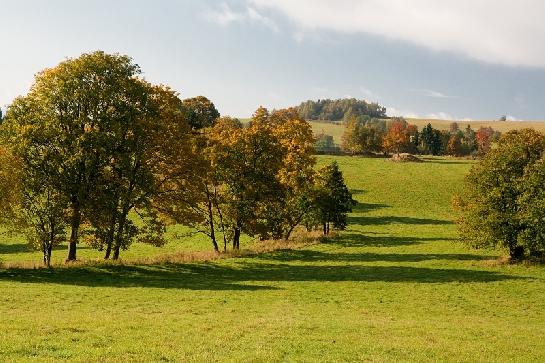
[2,0,545,120]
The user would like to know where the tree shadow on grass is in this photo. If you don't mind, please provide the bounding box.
[0,258,523,290]
[0,243,31,255]
[0,263,275,291]
[348,215,453,226]
[352,202,390,213]
[419,158,474,165]
[256,249,494,263]
[323,233,452,248]
[0,242,93,255]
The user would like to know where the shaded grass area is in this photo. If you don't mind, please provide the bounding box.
[0,247,519,289]
[1,156,545,362]
[0,223,253,265]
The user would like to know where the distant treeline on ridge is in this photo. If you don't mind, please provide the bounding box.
[296,98,387,121]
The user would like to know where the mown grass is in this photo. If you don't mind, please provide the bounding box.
[1,156,544,362]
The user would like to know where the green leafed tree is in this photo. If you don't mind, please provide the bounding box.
[182,96,220,130]
[4,51,146,261]
[341,115,386,154]
[0,146,66,267]
[306,161,356,235]
[454,128,545,259]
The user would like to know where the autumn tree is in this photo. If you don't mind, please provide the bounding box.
[159,116,240,253]
[341,116,385,154]
[195,107,316,250]
[446,133,463,156]
[461,125,477,156]
[5,51,201,261]
[382,118,412,154]
[454,129,545,259]
[83,84,198,259]
[4,51,148,261]
[265,108,316,240]
[206,107,283,248]
[476,126,501,156]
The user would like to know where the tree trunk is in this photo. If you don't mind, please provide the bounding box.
[43,243,48,267]
[509,245,524,260]
[104,243,112,260]
[112,210,128,261]
[206,191,219,252]
[113,244,120,260]
[66,200,81,261]
[232,227,241,250]
[46,243,53,268]
[212,187,228,253]
[104,216,117,259]
[284,224,296,241]
[323,222,327,235]
[326,222,330,235]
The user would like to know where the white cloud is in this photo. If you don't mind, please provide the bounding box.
[413,89,456,99]
[506,115,519,121]
[249,0,545,68]
[246,7,279,32]
[426,111,454,120]
[206,2,279,32]
[387,107,419,119]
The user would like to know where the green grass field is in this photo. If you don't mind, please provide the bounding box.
[309,119,545,145]
[1,156,544,362]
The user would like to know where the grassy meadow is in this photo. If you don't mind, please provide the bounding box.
[1,156,545,361]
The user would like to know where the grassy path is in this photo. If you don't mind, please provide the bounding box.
[1,156,544,362]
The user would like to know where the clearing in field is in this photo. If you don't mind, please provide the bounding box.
[1,156,544,361]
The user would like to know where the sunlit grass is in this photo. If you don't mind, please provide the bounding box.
[1,156,544,361]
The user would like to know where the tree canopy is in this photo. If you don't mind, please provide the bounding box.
[454,128,545,259]
[297,98,387,121]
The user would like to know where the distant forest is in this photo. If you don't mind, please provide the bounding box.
[296,98,387,121]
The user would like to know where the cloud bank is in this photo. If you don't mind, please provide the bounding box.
[206,2,279,32]
[248,0,545,68]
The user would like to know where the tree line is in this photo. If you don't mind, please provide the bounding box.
[339,116,501,157]
[0,51,356,266]
[297,98,387,121]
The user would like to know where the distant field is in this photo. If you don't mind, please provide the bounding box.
[407,118,545,133]
[309,119,545,145]
[1,156,544,361]
[310,120,344,143]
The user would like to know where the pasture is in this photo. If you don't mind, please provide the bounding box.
[1,156,544,362]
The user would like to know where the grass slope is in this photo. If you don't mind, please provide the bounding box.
[1,156,544,362]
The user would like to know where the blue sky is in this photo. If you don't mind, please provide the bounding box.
[2,0,545,120]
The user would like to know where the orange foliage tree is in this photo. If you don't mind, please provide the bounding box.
[382,118,414,154]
